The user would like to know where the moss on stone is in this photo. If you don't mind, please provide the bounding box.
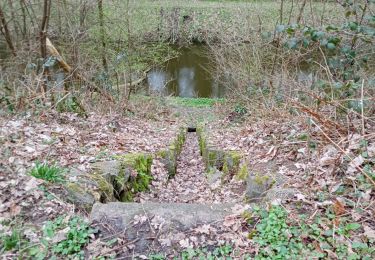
[160,127,187,177]
[120,190,133,202]
[207,150,217,166]
[221,151,241,176]
[254,174,271,185]
[90,173,114,202]
[236,164,249,180]
[222,162,229,174]
[227,151,241,166]
[99,153,154,202]
[65,182,97,210]
[196,124,207,156]
[156,149,167,158]
[118,153,153,202]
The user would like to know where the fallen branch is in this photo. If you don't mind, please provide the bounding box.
[291,99,347,135]
[46,38,114,102]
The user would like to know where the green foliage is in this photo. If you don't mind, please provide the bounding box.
[0,230,21,252]
[56,96,86,116]
[273,1,374,114]
[253,206,303,259]
[172,97,224,107]
[149,244,235,260]
[251,205,375,259]
[181,245,233,259]
[234,104,248,115]
[28,216,95,259]
[51,217,93,256]
[29,162,65,183]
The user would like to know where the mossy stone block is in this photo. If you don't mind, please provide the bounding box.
[65,182,97,210]
[246,173,275,201]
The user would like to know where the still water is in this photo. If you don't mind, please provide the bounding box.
[147,46,225,98]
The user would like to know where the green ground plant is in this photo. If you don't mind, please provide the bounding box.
[149,244,236,260]
[0,230,22,252]
[29,162,65,183]
[251,205,375,259]
[28,216,95,259]
[171,97,224,107]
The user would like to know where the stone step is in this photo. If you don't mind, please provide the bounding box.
[91,202,235,230]
[90,202,246,256]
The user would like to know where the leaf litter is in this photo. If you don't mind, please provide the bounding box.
[0,108,374,258]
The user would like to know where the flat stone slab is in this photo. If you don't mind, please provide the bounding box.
[91,202,234,229]
[90,202,244,256]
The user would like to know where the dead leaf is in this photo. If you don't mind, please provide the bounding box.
[223,215,236,227]
[10,203,21,216]
[24,177,42,191]
[179,238,191,248]
[363,225,375,240]
[194,224,211,235]
[52,227,70,243]
[333,199,345,215]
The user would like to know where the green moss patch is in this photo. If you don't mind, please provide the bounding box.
[160,127,186,177]
[66,153,154,208]
[197,124,245,179]
[113,153,153,202]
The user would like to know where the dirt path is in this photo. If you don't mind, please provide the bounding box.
[137,132,244,203]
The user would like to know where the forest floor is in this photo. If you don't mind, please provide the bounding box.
[0,97,374,259]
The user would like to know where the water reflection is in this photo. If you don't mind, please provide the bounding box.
[147,69,169,94]
[178,67,195,97]
[146,46,225,98]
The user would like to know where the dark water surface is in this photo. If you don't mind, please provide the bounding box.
[147,46,225,98]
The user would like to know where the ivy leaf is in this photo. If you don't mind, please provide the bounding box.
[349,22,359,31]
[345,223,361,231]
[326,25,338,31]
[351,242,368,249]
[327,42,336,50]
[303,38,310,47]
[316,31,325,39]
[276,24,285,33]
[288,38,298,49]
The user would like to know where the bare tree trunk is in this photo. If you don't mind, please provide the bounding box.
[20,0,27,39]
[56,0,62,34]
[287,0,294,24]
[7,0,20,41]
[40,0,52,59]
[279,0,284,24]
[80,0,87,30]
[126,0,133,101]
[0,5,16,56]
[39,0,52,98]
[98,0,108,72]
[296,0,307,24]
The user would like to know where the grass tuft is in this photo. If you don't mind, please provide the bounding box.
[29,162,65,183]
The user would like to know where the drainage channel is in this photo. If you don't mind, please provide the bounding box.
[89,127,247,257]
[136,130,243,204]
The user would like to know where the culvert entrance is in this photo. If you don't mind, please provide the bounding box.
[187,127,196,132]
